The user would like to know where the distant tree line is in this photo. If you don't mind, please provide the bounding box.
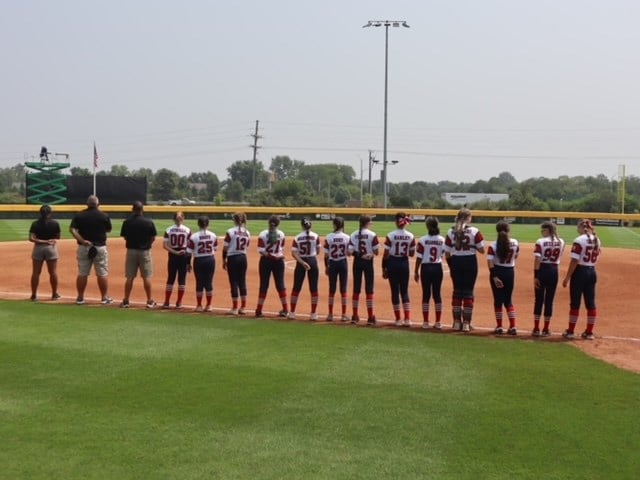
[1,158,637,213]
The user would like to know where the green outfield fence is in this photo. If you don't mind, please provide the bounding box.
[1,204,639,224]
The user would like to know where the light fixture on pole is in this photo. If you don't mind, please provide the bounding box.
[363,19,410,209]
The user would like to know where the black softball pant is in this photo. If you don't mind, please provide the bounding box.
[570,265,597,310]
[226,254,248,298]
[534,264,558,317]
[450,255,478,299]
[259,257,286,294]
[194,256,215,293]
[490,265,515,308]
[292,257,319,293]
[352,257,375,295]
[166,253,188,286]
[420,263,443,304]
[387,256,410,305]
[328,259,348,294]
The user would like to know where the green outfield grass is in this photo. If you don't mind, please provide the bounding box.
[0,301,638,480]
[2,218,639,248]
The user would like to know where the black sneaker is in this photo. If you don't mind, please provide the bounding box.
[367,316,377,326]
[51,293,61,301]
[30,294,37,301]
[351,315,360,324]
[278,309,288,318]
[120,300,130,309]
[581,331,595,340]
[541,329,551,337]
[507,327,518,336]
[494,326,504,335]
[255,311,263,318]
[532,328,541,337]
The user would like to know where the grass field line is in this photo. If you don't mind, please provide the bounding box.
[2,289,638,343]
[623,226,640,238]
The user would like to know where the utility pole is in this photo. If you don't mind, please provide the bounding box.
[368,150,376,196]
[250,120,261,195]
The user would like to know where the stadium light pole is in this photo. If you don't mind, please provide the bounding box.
[363,20,410,209]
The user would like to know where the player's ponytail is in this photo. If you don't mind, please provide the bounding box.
[579,219,596,242]
[426,216,439,236]
[395,211,411,229]
[495,220,511,263]
[333,216,344,232]
[234,212,247,234]
[454,208,471,250]
[541,220,557,241]
[197,215,209,230]
[39,204,52,222]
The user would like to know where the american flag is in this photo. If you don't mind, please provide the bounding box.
[93,142,99,169]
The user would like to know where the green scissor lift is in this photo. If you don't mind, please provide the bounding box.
[25,161,71,205]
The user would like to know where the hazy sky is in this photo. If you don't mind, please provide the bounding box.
[1,0,639,184]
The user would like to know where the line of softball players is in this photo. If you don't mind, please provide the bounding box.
[158,209,602,340]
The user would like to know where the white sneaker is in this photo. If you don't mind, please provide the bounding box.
[404,319,412,327]
[310,313,318,321]
[204,305,212,312]
[462,321,471,332]
[227,308,239,315]
[195,305,203,312]
[453,320,461,331]
[422,322,430,330]
[433,321,442,330]
[341,315,349,322]
[287,312,296,320]
[394,319,403,327]
[238,308,246,315]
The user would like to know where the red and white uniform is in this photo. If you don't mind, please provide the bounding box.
[570,234,601,266]
[224,227,251,257]
[187,230,218,258]
[416,234,446,264]
[348,228,380,256]
[257,229,285,258]
[164,224,191,252]
[534,237,565,265]
[324,232,351,261]
[487,239,520,267]
[445,226,484,256]
[384,229,416,258]
[292,231,320,257]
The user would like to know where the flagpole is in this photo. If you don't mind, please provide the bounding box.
[92,141,97,196]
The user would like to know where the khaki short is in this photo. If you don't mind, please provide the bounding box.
[32,244,59,262]
[77,245,108,277]
[125,249,153,279]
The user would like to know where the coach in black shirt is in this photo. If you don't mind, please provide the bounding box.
[120,201,158,308]
[69,195,113,305]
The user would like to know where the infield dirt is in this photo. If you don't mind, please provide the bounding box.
[1,239,638,373]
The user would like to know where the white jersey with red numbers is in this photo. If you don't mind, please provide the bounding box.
[187,230,218,258]
[292,231,320,257]
[444,225,484,256]
[223,227,251,257]
[570,234,601,266]
[348,228,380,257]
[257,229,285,258]
[324,232,350,261]
[164,223,191,252]
[487,239,520,267]
[533,236,565,265]
[384,229,416,258]
[416,234,446,264]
